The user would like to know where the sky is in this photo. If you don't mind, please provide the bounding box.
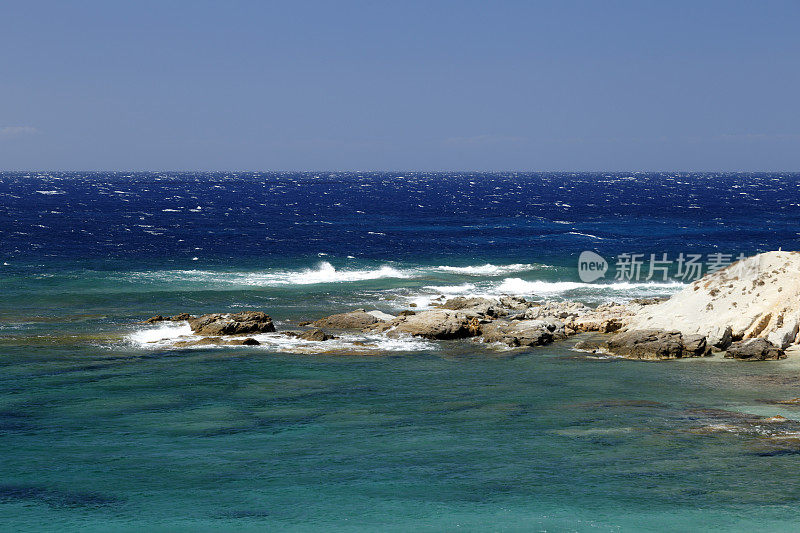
[1,0,799,171]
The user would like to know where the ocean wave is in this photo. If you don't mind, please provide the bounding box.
[125,322,436,354]
[423,283,477,294]
[129,262,412,287]
[392,277,685,309]
[127,321,192,344]
[435,263,543,276]
[496,277,684,296]
[125,261,559,288]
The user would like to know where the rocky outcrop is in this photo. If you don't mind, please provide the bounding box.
[603,329,711,360]
[144,313,195,323]
[437,297,506,317]
[515,301,633,334]
[625,251,800,348]
[188,311,275,336]
[173,336,260,347]
[479,319,560,347]
[312,309,382,329]
[724,338,786,361]
[367,310,395,322]
[499,295,534,311]
[368,309,480,340]
[298,329,336,341]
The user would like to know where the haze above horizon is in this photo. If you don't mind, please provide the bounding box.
[2,1,799,171]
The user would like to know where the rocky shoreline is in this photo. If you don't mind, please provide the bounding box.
[142,251,800,361]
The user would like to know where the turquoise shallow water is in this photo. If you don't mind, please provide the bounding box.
[3,337,800,531]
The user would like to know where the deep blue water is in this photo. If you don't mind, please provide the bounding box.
[2,172,800,531]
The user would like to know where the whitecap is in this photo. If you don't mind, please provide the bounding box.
[125,325,436,354]
[435,263,542,276]
[127,321,192,345]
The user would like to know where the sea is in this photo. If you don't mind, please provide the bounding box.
[2,171,800,531]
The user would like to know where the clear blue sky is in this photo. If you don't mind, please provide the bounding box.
[2,0,799,171]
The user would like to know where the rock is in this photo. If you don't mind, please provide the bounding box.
[767,317,799,350]
[682,334,709,355]
[524,301,592,321]
[708,325,733,351]
[604,329,711,360]
[369,309,479,340]
[367,310,395,322]
[568,303,631,333]
[573,338,604,353]
[438,297,505,317]
[725,338,786,361]
[298,321,312,327]
[398,310,416,316]
[173,336,261,347]
[630,297,668,306]
[144,313,195,324]
[312,310,381,329]
[188,311,276,336]
[775,398,800,405]
[480,320,554,347]
[299,329,336,341]
[499,295,533,311]
[625,251,800,348]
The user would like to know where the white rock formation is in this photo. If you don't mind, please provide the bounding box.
[625,251,800,349]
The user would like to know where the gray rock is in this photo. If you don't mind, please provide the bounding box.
[369,309,480,340]
[173,336,261,347]
[766,319,799,350]
[298,329,336,341]
[438,297,505,317]
[708,325,733,351]
[725,338,786,361]
[367,310,396,322]
[312,310,381,329]
[188,311,275,336]
[480,320,554,347]
[573,338,604,353]
[499,295,533,311]
[604,329,711,360]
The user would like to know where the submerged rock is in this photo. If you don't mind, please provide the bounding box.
[188,311,275,336]
[298,329,336,341]
[173,336,261,347]
[312,310,381,329]
[144,313,195,324]
[725,338,786,361]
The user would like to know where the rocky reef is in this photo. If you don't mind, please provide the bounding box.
[140,251,799,362]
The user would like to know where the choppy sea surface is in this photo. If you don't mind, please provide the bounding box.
[2,172,800,531]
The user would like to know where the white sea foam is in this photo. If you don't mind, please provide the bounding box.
[127,321,192,345]
[423,283,477,294]
[125,323,436,354]
[129,262,412,287]
[496,277,684,296]
[435,263,542,276]
[35,190,65,195]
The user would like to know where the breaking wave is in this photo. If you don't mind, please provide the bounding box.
[124,321,437,354]
[434,263,544,276]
